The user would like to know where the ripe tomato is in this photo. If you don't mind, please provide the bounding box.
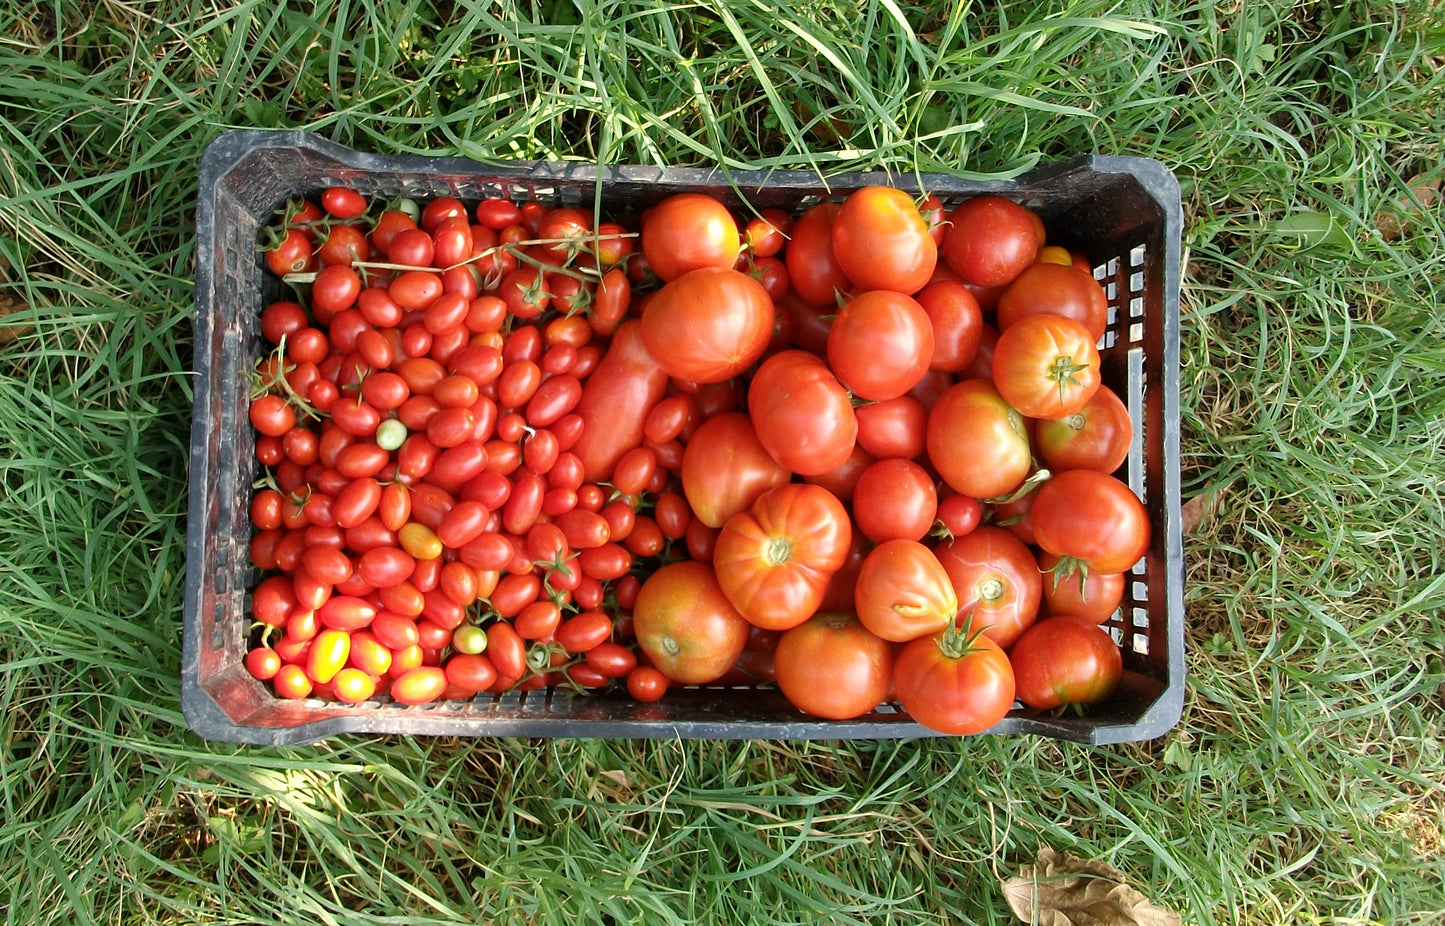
[853,395,927,460]
[826,290,934,401]
[626,665,669,702]
[913,280,983,372]
[934,493,983,539]
[632,561,750,684]
[774,611,892,720]
[996,262,1109,343]
[1008,615,1122,709]
[831,186,937,295]
[991,313,1101,420]
[712,484,852,631]
[748,351,857,477]
[249,394,296,438]
[641,193,741,282]
[570,320,670,483]
[640,268,773,384]
[933,526,1042,649]
[265,228,316,276]
[1038,551,1125,623]
[321,186,367,219]
[680,412,792,528]
[1031,470,1151,574]
[940,196,1040,287]
[892,623,1015,735]
[851,458,937,544]
[1034,385,1133,475]
[786,202,852,306]
[854,539,958,643]
[926,379,1031,500]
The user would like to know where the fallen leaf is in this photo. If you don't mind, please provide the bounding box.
[1180,478,1236,535]
[598,768,641,795]
[1001,847,1182,926]
[1375,175,1440,241]
[0,292,34,344]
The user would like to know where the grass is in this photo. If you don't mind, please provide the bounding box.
[1,0,1443,922]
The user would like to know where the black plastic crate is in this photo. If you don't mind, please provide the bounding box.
[184,130,1183,745]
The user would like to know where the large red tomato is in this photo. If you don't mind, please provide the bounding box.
[831,186,937,295]
[851,458,937,544]
[932,526,1042,648]
[641,268,774,383]
[712,484,853,631]
[913,280,983,372]
[939,196,1040,287]
[786,202,853,306]
[996,262,1109,342]
[681,412,792,528]
[1031,470,1151,573]
[854,539,958,642]
[1008,615,1122,710]
[748,350,857,476]
[1034,385,1133,474]
[641,192,741,282]
[570,320,670,482]
[774,611,893,720]
[893,623,1016,735]
[826,290,935,401]
[632,561,751,684]
[926,379,1031,500]
[990,313,1101,420]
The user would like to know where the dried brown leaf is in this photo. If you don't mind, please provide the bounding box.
[1375,175,1440,240]
[1180,478,1236,535]
[0,292,33,344]
[1001,848,1182,926]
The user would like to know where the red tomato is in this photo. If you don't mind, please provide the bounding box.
[632,561,750,684]
[570,320,670,483]
[712,484,852,631]
[933,526,1042,649]
[640,268,773,384]
[801,443,874,504]
[265,228,316,276]
[245,647,282,681]
[1031,470,1150,574]
[626,665,669,702]
[785,202,852,306]
[1008,615,1122,709]
[831,186,937,295]
[991,313,1101,420]
[853,539,958,643]
[851,458,937,544]
[892,623,1015,735]
[939,196,1040,287]
[934,493,983,539]
[913,280,983,372]
[680,412,792,528]
[1034,385,1133,475]
[321,186,367,219]
[747,351,857,477]
[640,193,740,282]
[1038,552,1125,623]
[249,394,296,438]
[854,395,927,460]
[996,262,1109,343]
[774,611,892,720]
[826,290,934,401]
[926,379,1032,500]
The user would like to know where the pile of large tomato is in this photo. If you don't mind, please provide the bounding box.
[243,180,1149,734]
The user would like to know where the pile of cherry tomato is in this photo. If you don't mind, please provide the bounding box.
[243,177,1150,735]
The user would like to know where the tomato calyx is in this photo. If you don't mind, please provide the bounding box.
[983,468,1050,506]
[935,611,992,661]
[1045,555,1093,595]
[763,537,793,566]
[1046,355,1094,404]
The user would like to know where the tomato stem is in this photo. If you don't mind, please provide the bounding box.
[984,468,1051,506]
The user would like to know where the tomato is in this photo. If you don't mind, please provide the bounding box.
[825,290,934,401]
[679,412,792,528]
[712,484,852,631]
[245,646,282,681]
[748,351,857,476]
[641,193,740,282]
[854,539,958,643]
[831,186,937,295]
[996,262,1109,342]
[1031,470,1150,574]
[926,379,1032,500]
[1035,385,1133,475]
[851,458,937,544]
[991,313,1101,420]
[273,663,314,699]
[853,395,927,460]
[1038,551,1125,623]
[640,268,773,384]
[265,228,316,276]
[774,611,892,720]
[632,561,750,684]
[940,196,1040,287]
[446,652,498,693]
[626,666,669,702]
[389,270,444,311]
[571,320,670,483]
[515,601,562,641]
[305,628,351,684]
[933,526,1042,649]
[313,265,363,316]
[892,622,1015,735]
[913,280,983,373]
[321,186,367,219]
[785,202,852,306]
[743,208,791,257]
[390,666,448,705]
[251,575,298,628]
[249,394,296,438]
[933,493,983,539]
[554,611,613,653]
[1009,615,1122,709]
[486,622,528,683]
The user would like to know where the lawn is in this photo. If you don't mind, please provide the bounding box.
[1,1,1442,923]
